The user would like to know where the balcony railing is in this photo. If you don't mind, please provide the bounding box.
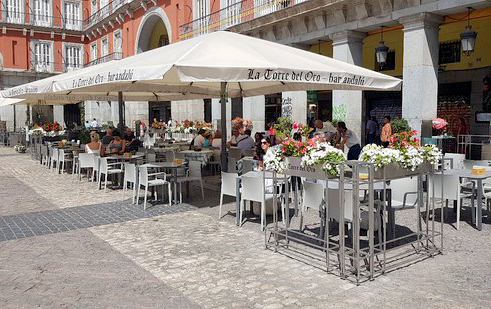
[84,52,123,68]
[0,10,83,30]
[179,0,309,40]
[29,61,83,73]
[83,0,130,29]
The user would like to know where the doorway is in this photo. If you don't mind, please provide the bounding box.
[149,101,171,123]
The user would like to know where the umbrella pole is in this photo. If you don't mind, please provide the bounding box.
[220,82,227,172]
[118,91,124,135]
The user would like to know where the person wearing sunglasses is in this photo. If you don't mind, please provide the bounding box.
[258,137,272,171]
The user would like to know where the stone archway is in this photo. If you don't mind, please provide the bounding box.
[135,7,172,54]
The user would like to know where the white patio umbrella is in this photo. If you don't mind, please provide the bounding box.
[1,31,402,170]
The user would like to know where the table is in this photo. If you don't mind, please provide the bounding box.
[143,162,187,205]
[445,168,491,230]
[106,154,145,161]
[179,149,214,165]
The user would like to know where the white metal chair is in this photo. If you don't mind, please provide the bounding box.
[98,157,124,192]
[443,153,466,169]
[243,149,255,157]
[239,172,276,231]
[41,145,49,167]
[77,153,95,181]
[242,159,254,174]
[50,147,59,172]
[92,156,100,183]
[386,176,419,237]
[175,161,204,203]
[218,172,238,219]
[58,149,73,174]
[229,147,242,161]
[227,157,237,173]
[431,174,473,230]
[137,165,171,210]
[123,163,138,204]
[164,149,175,162]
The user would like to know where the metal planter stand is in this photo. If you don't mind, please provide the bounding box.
[265,159,443,285]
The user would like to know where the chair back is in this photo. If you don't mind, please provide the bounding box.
[93,156,100,172]
[241,174,265,203]
[242,159,254,174]
[99,157,108,172]
[327,188,353,222]
[52,148,59,161]
[146,153,156,163]
[188,161,202,178]
[59,149,66,162]
[165,150,175,162]
[243,149,255,157]
[221,172,238,197]
[124,163,137,183]
[139,166,149,186]
[78,153,94,168]
[302,180,324,211]
[229,147,242,160]
[389,176,419,206]
[431,174,460,200]
[41,145,47,157]
[443,153,465,169]
[228,157,237,172]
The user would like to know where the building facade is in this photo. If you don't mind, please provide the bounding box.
[1,0,491,141]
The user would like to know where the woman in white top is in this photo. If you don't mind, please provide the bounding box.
[85,132,101,154]
[211,130,222,149]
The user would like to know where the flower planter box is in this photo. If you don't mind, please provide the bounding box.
[284,157,326,179]
[372,161,433,179]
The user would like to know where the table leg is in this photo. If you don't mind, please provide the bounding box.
[477,179,483,231]
[236,177,241,226]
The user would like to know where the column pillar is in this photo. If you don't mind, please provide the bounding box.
[243,95,265,135]
[400,13,443,137]
[282,91,307,125]
[53,105,64,126]
[330,30,366,140]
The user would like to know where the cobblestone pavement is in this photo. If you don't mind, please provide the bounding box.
[1,146,491,308]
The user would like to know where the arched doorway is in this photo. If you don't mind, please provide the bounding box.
[135,8,172,54]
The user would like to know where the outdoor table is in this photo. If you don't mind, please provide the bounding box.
[106,154,145,162]
[179,149,214,165]
[445,168,491,230]
[142,161,187,205]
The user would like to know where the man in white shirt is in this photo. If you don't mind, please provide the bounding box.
[237,129,254,154]
[90,118,99,128]
[336,122,361,160]
[228,128,246,148]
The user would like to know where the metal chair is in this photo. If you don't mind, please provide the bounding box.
[218,172,238,219]
[137,165,171,210]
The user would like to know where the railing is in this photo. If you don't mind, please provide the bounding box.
[83,0,130,29]
[179,0,309,40]
[0,10,83,30]
[84,52,123,68]
[29,61,83,73]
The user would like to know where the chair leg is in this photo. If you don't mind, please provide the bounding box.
[168,183,172,207]
[98,172,102,190]
[218,192,223,219]
[136,184,141,205]
[144,186,148,210]
[239,199,244,226]
[456,198,461,230]
[261,201,265,231]
[132,183,136,204]
[104,174,108,193]
[123,180,127,200]
[200,180,204,200]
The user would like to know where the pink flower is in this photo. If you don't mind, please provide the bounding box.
[292,122,298,130]
[401,140,409,147]
[388,136,396,143]
[268,128,276,136]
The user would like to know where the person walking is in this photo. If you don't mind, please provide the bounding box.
[366,116,378,145]
[380,116,392,147]
[336,122,361,160]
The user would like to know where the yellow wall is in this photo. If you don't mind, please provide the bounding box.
[308,9,491,78]
[148,19,169,50]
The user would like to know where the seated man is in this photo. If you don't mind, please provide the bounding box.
[237,129,254,154]
[227,129,246,148]
[192,129,206,148]
[123,127,140,152]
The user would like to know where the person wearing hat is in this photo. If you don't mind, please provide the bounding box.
[336,122,361,160]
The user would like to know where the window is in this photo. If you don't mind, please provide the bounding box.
[65,45,82,71]
[100,0,109,18]
[91,0,97,15]
[375,50,395,72]
[6,0,23,24]
[439,41,461,65]
[204,99,212,123]
[101,38,109,60]
[90,44,97,63]
[64,1,81,30]
[33,0,51,27]
[194,0,210,34]
[32,41,52,72]
[221,0,241,28]
[113,31,122,59]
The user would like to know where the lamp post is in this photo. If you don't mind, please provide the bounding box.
[461,7,477,57]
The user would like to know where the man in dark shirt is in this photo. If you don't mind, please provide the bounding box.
[123,127,140,152]
[101,127,114,145]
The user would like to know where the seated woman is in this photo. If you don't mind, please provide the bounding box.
[202,131,212,148]
[85,132,101,154]
[258,136,273,171]
[211,130,222,149]
[107,131,126,155]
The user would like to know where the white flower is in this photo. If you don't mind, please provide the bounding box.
[301,142,345,175]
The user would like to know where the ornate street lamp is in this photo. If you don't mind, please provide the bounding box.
[375,26,389,65]
[461,7,478,57]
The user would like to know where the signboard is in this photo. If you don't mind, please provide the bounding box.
[281,97,292,118]
[284,157,326,179]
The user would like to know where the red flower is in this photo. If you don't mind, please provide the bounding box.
[388,136,396,143]
[268,127,276,136]
[292,122,298,130]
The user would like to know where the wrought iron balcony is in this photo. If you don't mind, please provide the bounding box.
[0,9,83,31]
[83,0,130,30]
[29,61,83,73]
[179,0,309,40]
[84,52,123,68]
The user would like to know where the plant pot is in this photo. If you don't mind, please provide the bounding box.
[372,161,433,179]
[284,157,326,179]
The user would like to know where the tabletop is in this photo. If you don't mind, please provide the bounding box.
[106,154,145,160]
[143,162,187,169]
[445,168,491,179]
[179,149,214,155]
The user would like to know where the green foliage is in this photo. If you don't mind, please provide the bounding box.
[273,117,293,140]
[391,118,411,133]
[77,128,91,144]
